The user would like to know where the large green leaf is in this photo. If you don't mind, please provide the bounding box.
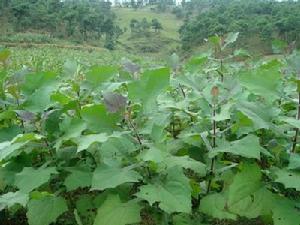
[75,133,109,152]
[0,191,28,210]
[81,104,120,133]
[288,153,300,170]
[93,195,141,225]
[274,168,300,191]
[210,135,264,159]
[22,72,59,112]
[92,165,141,190]
[239,62,281,101]
[15,167,57,193]
[227,164,262,206]
[0,133,43,161]
[136,167,191,214]
[140,147,206,176]
[85,66,118,88]
[64,168,92,191]
[237,101,277,130]
[200,193,237,220]
[272,198,300,225]
[27,195,68,225]
[128,68,170,113]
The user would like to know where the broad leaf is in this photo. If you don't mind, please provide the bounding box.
[92,165,141,190]
[0,191,28,210]
[136,167,191,214]
[81,104,120,133]
[15,167,57,193]
[64,168,92,191]
[210,135,264,159]
[274,168,300,191]
[27,195,68,225]
[93,195,141,225]
[128,68,170,113]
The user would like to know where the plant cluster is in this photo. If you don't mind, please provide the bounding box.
[0,34,300,225]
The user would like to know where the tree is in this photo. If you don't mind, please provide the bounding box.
[151,19,163,33]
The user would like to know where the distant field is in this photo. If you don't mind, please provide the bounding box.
[114,7,182,41]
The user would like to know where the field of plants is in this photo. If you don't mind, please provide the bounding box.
[0,32,300,225]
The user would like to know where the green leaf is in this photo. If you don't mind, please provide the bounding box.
[64,168,92,191]
[200,193,237,220]
[128,68,170,113]
[0,133,43,161]
[22,72,59,112]
[93,195,141,225]
[222,32,239,50]
[81,104,120,133]
[227,164,262,206]
[237,101,277,130]
[210,135,264,159]
[239,63,281,101]
[272,198,300,225]
[288,153,300,170]
[274,168,300,191]
[140,147,206,176]
[136,167,191,214]
[75,133,108,152]
[15,167,57,193]
[86,66,118,88]
[92,165,141,190]
[27,195,68,225]
[0,191,28,210]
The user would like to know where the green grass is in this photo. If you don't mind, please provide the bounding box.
[114,7,182,41]
[113,7,182,58]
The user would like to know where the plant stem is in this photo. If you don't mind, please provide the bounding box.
[292,92,300,153]
[207,104,217,194]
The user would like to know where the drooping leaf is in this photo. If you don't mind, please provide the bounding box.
[27,195,68,225]
[136,167,191,214]
[210,135,264,159]
[0,133,43,161]
[222,32,239,50]
[93,195,141,225]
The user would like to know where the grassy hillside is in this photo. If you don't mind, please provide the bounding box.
[113,7,183,58]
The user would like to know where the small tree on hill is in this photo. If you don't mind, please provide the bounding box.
[151,19,163,33]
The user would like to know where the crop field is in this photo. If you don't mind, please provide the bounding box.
[1,0,300,225]
[1,32,300,225]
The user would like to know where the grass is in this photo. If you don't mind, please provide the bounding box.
[113,7,182,41]
[113,7,183,58]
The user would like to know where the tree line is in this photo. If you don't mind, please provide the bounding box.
[179,0,300,51]
[0,0,122,49]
